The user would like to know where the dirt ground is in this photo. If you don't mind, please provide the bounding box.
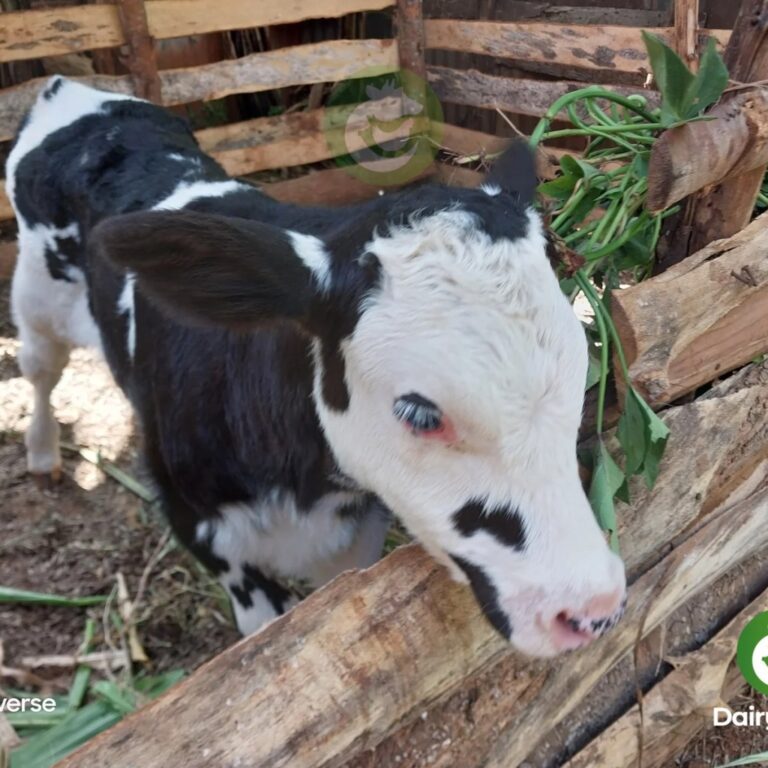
[0,275,238,682]
[1,268,768,767]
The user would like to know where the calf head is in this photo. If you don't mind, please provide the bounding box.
[93,143,626,657]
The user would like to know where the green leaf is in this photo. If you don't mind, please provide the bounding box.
[585,352,602,391]
[643,31,696,124]
[589,441,626,552]
[687,36,729,118]
[560,154,601,181]
[538,174,578,200]
[617,389,647,476]
[718,753,768,768]
[0,586,108,607]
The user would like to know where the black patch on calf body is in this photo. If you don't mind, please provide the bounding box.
[452,500,527,550]
[230,564,293,614]
[450,555,512,639]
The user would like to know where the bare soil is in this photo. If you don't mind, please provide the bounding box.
[1,270,767,766]
[0,275,237,687]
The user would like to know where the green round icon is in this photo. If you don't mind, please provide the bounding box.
[323,68,443,187]
[737,611,768,696]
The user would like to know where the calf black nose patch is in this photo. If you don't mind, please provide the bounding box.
[452,500,526,550]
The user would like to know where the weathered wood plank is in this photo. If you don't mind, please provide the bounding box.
[197,98,425,177]
[564,587,768,768]
[612,211,768,406]
[425,20,667,74]
[424,1,672,27]
[647,88,768,212]
[0,39,398,142]
[158,39,398,106]
[427,65,659,119]
[0,0,395,64]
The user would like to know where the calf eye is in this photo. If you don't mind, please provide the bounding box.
[393,393,443,433]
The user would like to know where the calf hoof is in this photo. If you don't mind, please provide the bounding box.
[29,465,63,489]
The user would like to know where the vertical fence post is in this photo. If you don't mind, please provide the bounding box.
[117,0,162,103]
[395,0,427,79]
[674,0,701,70]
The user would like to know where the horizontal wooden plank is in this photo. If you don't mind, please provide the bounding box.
[0,39,398,142]
[0,0,395,64]
[425,20,666,74]
[158,38,399,105]
[197,97,426,177]
[424,2,672,27]
[428,65,659,119]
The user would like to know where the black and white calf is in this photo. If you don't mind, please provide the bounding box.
[8,77,626,656]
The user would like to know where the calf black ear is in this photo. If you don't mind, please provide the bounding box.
[90,210,326,330]
[485,141,538,206]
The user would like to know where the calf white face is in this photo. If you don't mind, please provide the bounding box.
[315,205,625,657]
[93,144,626,656]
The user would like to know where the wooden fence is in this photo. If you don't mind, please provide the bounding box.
[4,1,768,766]
[0,0,733,225]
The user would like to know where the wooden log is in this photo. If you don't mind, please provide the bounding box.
[660,0,768,266]
[0,0,394,64]
[563,587,768,768]
[0,39,399,142]
[117,0,161,103]
[427,65,659,119]
[612,211,768,406]
[647,87,768,212]
[425,20,667,75]
[674,0,701,69]
[55,482,768,768]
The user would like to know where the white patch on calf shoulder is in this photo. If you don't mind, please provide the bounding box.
[206,490,361,583]
[6,77,137,207]
[117,272,137,359]
[480,183,502,196]
[152,180,245,211]
[287,231,331,290]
